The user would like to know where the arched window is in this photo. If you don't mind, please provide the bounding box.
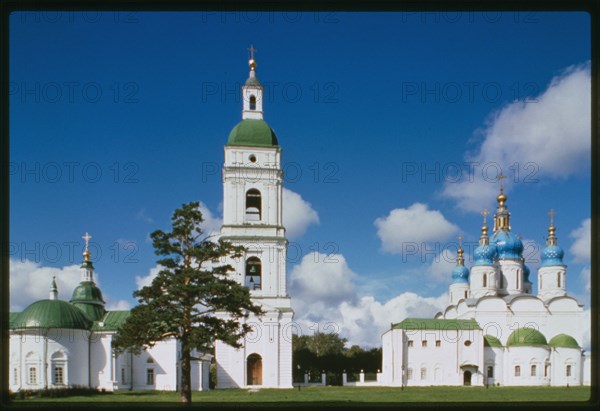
[514,365,521,377]
[245,189,261,221]
[544,364,550,377]
[245,257,262,290]
[557,272,561,288]
[464,290,468,299]
[516,270,520,288]
[51,351,67,386]
[531,364,537,376]
[566,365,572,377]
[249,95,256,110]
[483,274,487,288]
[487,366,494,378]
[420,367,427,380]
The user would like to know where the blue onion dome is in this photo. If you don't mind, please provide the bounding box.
[491,231,524,259]
[540,219,565,267]
[473,216,498,266]
[473,243,498,265]
[452,242,470,283]
[452,265,470,283]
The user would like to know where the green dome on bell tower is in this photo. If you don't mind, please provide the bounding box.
[70,232,106,321]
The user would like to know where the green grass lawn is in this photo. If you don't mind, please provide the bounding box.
[13,385,591,403]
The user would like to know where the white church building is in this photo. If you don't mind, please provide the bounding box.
[9,237,211,392]
[381,188,591,387]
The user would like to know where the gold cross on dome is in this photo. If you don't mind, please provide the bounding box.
[548,209,556,226]
[498,174,507,191]
[481,208,489,224]
[82,232,92,250]
[248,44,257,60]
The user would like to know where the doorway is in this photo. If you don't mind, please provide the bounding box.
[247,354,262,386]
[463,370,472,386]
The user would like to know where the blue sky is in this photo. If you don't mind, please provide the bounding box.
[9,11,591,347]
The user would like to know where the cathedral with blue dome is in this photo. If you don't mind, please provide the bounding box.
[381,186,590,387]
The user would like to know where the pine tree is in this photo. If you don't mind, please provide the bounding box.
[113,202,263,404]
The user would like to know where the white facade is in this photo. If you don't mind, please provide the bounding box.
[9,258,211,393]
[215,55,294,389]
[381,190,590,387]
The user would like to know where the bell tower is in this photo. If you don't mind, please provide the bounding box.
[215,47,293,389]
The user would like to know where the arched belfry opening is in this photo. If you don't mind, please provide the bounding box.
[249,95,256,110]
[245,189,262,221]
[247,353,262,386]
[245,257,262,290]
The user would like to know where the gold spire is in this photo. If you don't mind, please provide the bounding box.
[547,209,557,246]
[49,275,58,300]
[480,209,490,245]
[493,174,510,232]
[248,44,257,70]
[456,235,465,266]
[82,232,92,261]
[496,174,507,205]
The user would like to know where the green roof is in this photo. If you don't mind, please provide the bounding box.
[91,310,131,332]
[392,318,482,331]
[506,328,548,347]
[13,300,92,330]
[549,334,580,349]
[227,119,278,147]
[484,335,503,348]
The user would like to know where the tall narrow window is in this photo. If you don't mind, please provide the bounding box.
[245,257,262,290]
[487,366,494,378]
[54,366,64,384]
[514,365,521,377]
[464,290,468,299]
[566,365,572,377]
[531,365,537,377]
[544,364,549,377]
[28,367,37,385]
[13,368,18,385]
[483,274,487,288]
[516,270,520,288]
[420,367,427,380]
[557,272,561,288]
[407,368,413,380]
[249,95,256,110]
[147,368,154,385]
[245,189,262,221]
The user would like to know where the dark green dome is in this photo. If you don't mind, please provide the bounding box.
[549,334,580,349]
[71,281,105,304]
[506,328,548,347]
[484,335,503,348]
[70,281,106,321]
[15,299,92,330]
[227,119,278,147]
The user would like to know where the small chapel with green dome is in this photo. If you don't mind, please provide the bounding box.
[9,234,211,392]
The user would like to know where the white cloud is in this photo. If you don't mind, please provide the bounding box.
[198,202,223,239]
[425,250,458,283]
[569,218,591,263]
[135,265,162,290]
[9,258,129,313]
[374,203,458,254]
[579,266,591,294]
[105,298,132,311]
[283,188,319,239]
[9,259,82,311]
[290,252,448,347]
[442,62,591,212]
[290,252,356,307]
